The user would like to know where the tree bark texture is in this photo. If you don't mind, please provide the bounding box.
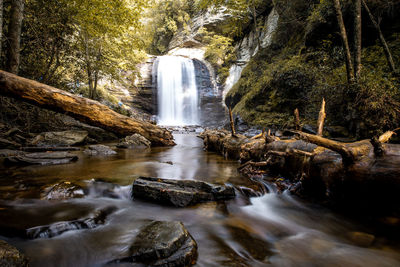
[317,98,326,136]
[6,0,24,74]
[229,107,236,137]
[354,0,362,80]
[0,71,175,146]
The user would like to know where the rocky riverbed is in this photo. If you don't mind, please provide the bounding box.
[0,134,399,266]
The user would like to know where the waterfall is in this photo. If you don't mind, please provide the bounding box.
[156,56,199,126]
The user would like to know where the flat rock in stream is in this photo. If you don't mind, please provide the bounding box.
[0,240,29,267]
[22,146,80,152]
[4,152,78,166]
[31,130,88,146]
[132,177,235,207]
[116,221,197,266]
[41,181,85,200]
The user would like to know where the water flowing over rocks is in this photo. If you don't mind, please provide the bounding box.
[26,206,117,239]
[131,177,235,207]
[41,181,84,200]
[5,152,78,166]
[115,221,197,267]
[0,240,29,267]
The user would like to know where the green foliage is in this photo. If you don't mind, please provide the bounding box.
[15,0,149,107]
[146,0,193,54]
[227,34,400,137]
[199,27,235,83]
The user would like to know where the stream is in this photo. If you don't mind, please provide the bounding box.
[0,134,400,266]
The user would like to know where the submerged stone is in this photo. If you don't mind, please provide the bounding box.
[347,232,375,247]
[4,152,78,166]
[0,240,29,267]
[83,145,117,156]
[117,221,197,267]
[132,177,236,207]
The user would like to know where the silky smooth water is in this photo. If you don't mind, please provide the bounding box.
[157,56,199,126]
[0,134,399,267]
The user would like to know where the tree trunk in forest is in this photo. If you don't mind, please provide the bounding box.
[93,71,98,100]
[229,107,236,137]
[317,98,326,136]
[0,70,175,146]
[294,108,300,131]
[0,0,3,60]
[333,0,355,83]
[362,0,396,73]
[6,0,24,74]
[354,0,362,80]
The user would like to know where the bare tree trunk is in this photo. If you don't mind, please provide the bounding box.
[0,0,3,61]
[6,0,25,74]
[362,0,396,73]
[354,0,362,80]
[333,0,355,83]
[93,70,98,99]
[228,107,236,137]
[294,108,300,131]
[317,98,326,136]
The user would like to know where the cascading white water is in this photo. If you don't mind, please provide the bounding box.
[157,55,199,126]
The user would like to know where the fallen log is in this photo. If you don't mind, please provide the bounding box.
[0,71,175,146]
[201,129,400,216]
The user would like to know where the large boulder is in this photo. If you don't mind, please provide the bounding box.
[31,130,88,147]
[117,134,151,149]
[5,152,78,166]
[41,181,84,200]
[132,177,235,207]
[115,221,197,266]
[0,240,29,267]
[83,145,117,156]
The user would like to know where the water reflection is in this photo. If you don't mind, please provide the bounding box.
[0,135,399,266]
[0,134,242,196]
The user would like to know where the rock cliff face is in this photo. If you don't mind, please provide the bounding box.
[168,6,234,51]
[224,8,279,100]
[132,56,157,115]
